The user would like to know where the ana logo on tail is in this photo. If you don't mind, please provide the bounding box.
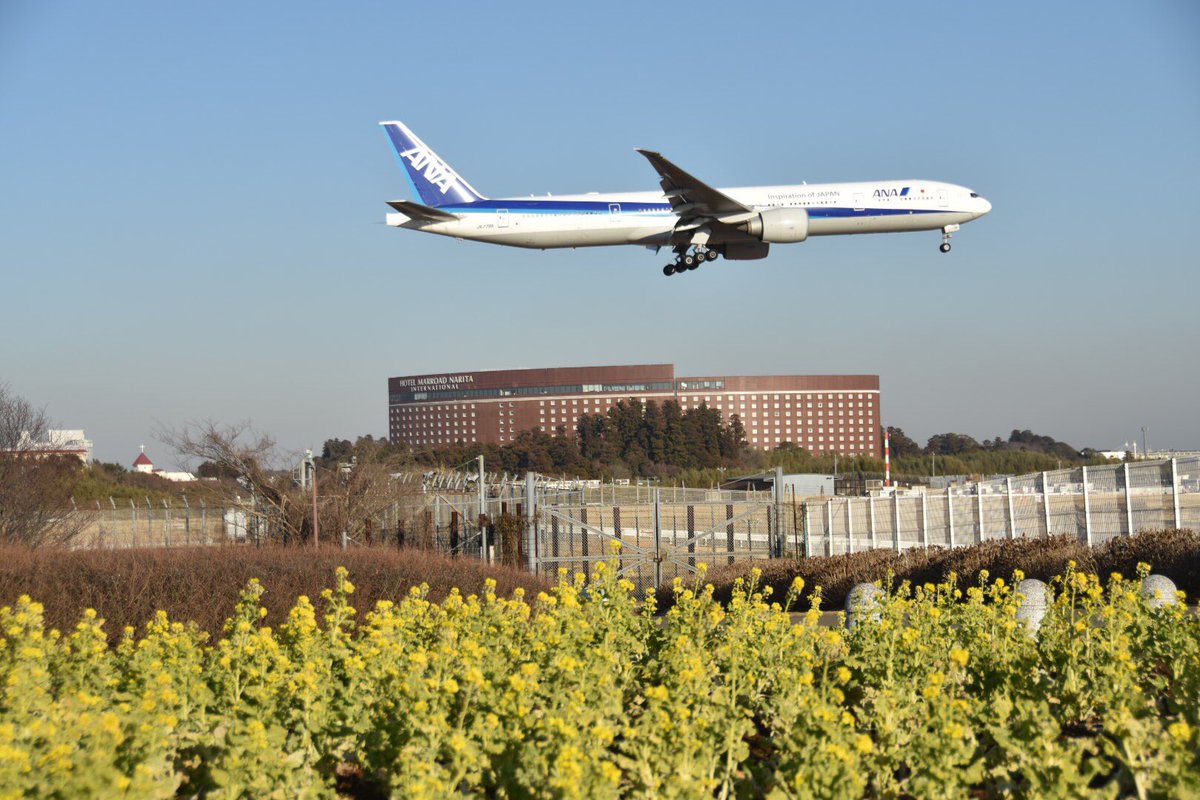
[399,145,459,195]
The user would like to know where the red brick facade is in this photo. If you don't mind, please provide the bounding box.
[388,365,882,456]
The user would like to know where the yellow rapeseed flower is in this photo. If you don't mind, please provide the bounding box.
[855,734,874,753]
[950,647,970,668]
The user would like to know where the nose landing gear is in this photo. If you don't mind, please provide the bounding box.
[663,247,718,276]
[939,223,960,254]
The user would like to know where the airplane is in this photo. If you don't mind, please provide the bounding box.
[380,121,991,277]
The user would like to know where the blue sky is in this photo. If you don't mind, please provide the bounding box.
[2,1,1198,465]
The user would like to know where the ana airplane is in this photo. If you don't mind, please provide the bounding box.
[380,121,991,276]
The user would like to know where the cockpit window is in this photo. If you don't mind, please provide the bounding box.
[969,192,979,198]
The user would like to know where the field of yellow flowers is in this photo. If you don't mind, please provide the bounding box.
[2,555,1197,798]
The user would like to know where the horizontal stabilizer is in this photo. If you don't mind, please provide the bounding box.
[385,199,459,223]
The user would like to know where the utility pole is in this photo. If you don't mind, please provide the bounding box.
[1141,427,1148,459]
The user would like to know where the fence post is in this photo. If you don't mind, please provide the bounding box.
[92,500,102,548]
[1005,478,1015,539]
[825,499,833,557]
[1082,465,1093,546]
[892,493,900,552]
[846,498,853,555]
[108,497,117,549]
[525,472,537,571]
[182,495,190,545]
[145,497,153,543]
[920,493,929,549]
[1041,472,1051,537]
[1171,458,1181,530]
[200,500,208,545]
[773,466,784,558]
[947,490,955,549]
[868,496,877,551]
[1123,462,1133,536]
[163,499,171,547]
[653,490,663,587]
[974,489,984,544]
[803,502,812,558]
[130,499,138,548]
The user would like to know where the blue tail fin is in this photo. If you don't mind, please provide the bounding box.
[380,121,485,207]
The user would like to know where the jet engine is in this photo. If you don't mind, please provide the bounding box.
[741,207,809,243]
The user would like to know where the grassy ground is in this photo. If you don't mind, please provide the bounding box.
[661,528,1200,612]
[0,545,552,640]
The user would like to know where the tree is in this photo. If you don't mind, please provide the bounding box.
[885,426,920,459]
[925,432,981,456]
[0,385,89,546]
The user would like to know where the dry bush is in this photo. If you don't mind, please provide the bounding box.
[667,530,1197,612]
[1097,528,1199,595]
[0,545,553,641]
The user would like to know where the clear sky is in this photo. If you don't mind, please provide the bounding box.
[2,1,1198,466]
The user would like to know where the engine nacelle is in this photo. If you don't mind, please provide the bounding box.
[741,207,809,243]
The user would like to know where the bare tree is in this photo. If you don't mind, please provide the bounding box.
[159,419,307,543]
[0,385,88,546]
[160,420,413,546]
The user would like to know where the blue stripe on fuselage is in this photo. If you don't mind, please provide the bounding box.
[437,201,964,217]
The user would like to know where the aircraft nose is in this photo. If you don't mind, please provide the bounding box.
[978,196,992,215]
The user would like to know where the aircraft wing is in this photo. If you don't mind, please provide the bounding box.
[635,149,756,224]
[386,199,459,223]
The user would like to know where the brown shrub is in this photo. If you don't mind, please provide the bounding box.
[661,530,1198,612]
[0,545,553,641]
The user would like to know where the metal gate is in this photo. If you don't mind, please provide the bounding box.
[533,489,783,592]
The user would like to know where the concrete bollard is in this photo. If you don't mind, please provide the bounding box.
[1142,574,1178,608]
[1015,578,1051,633]
[845,583,883,629]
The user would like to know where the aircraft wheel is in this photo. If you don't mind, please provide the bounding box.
[688,259,701,271]
[663,264,675,276]
[683,254,696,268]
[939,243,952,253]
[705,249,719,262]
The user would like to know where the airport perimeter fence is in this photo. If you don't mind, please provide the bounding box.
[802,457,1199,557]
[63,459,1197,592]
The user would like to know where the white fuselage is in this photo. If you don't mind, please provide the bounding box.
[385,180,992,249]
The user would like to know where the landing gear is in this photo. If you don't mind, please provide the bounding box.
[662,246,719,276]
[939,223,960,254]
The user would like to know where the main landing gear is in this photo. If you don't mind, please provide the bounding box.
[663,247,718,276]
[939,223,961,254]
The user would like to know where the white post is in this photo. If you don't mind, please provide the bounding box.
[868,496,877,550]
[1042,471,1051,537]
[525,472,537,571]
[826,499,833,557]
[976,487,984,543]
[803,502,812,558]
[892,493,901,552]
[1005,477,1015,539]
[1171,458,1181,530]
[846,498,854,555]
[947,490,955,549]
[1123,462,1133,536]
[920,493,928,549]
[1082,465,1093,546]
